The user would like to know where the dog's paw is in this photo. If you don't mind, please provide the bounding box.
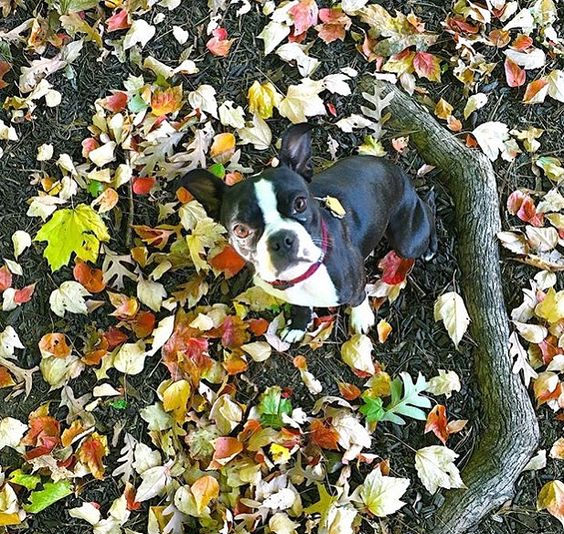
[349,299,375,334]
[280,327,307,343]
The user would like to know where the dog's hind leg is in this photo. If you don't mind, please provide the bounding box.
[349,294,375,335]
[281,305,313,343]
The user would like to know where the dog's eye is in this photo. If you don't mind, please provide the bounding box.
[233,224,251,239]
[294,196,307,213]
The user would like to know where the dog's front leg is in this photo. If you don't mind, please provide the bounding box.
[281,305,313,343]
[349,293,375,335]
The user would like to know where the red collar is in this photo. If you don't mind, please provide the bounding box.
[269,218,330,291]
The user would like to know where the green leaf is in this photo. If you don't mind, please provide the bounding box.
[110,399,128,410]
[258,386,292,430]
[34,204,110,271]
[23,480,73,513]
[128,93,149,113]
[303,483,337,515]
[359,395,385,423]
[87,180,104,197]
[208,163,225,178]
[8,470,41,490]
[380,372,431,425]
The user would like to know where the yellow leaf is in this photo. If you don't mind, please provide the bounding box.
[537,480,564,527]
[161,379,191,422]
[320,196,346,218]
[247,80,281,119]
[535,288,564,324]
[191,475,219,515]
[270,443,291,465]
[341,334,375,375]
[434,98,453,120]
[151,85,183,116]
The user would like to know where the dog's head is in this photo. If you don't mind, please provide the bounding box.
[180,124,325,282]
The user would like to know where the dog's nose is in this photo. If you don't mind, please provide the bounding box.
[268,230,298,256]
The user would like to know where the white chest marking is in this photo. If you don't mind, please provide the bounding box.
[254,265,340,308]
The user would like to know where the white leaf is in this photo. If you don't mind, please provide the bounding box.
[0,325,24,358]
[124,19,156,50]
[188,84,218,119]
[509,331,538,387]
[45,89,62,107]
[136,463,172,502]
[525,226,558,252]
[12,230,32,259]
[49,281,90,317]
[258,21,290,55]
[513,320,547,344]
[68,502,102,526]
[262,488,297,510]
[463,93,488,119]
[332,411,372,462]
[276,43,320,77]
[89,141,116,167]
[433,292,470,349]
[547,70,564,103]
[242,341,272,362]
[137,277,167,312]
[427,369,461,398]
[342,0,368,15]
[502,8,534,31]
[523,449,547,471]
[336,114,376,133]
[322,73,352,96]
[415,445,465,494]
[356,468,410,517]
[219,100,246,129]
[238,114,272,150]
[37,143,54,161]
[93,383,121,397]
[114,341,147,375]
[149,315,175,356]
[504,48,546,70]
[0,119,18,141]
[472,121,510,161]
[133,442,162,475]
[172,25,189,44]
[0,417,27,450]
[112,432,137,484]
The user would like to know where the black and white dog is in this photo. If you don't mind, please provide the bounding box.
[179,124,437,342]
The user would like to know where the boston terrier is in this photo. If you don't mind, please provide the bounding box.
[179,124,437,342]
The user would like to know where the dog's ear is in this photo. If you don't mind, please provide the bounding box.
[279,123,314,181]
[177,169,227,220]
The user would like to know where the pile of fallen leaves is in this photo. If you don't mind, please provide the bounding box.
[0,0,563,532]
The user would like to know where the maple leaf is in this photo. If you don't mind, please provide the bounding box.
[247,81,282,119]
[151,85,183,116]
[413,52,441,82]
[309,419,339,450]
[425,405,449,444]
[258,387,292,430]
[278,79,326,124]
[206,28,234,57]
[290,0,319,36]
[23,480,72,513]
[191,475,219,515]
[355,468,410,517]
[315,8,351,43]
[35,204,110,271]
[415,445,465,494]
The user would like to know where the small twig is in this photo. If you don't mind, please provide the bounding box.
[125,180,134,248]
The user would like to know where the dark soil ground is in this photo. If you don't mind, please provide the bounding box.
[1,1,562,533]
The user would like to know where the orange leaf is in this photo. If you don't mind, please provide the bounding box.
[210,437,243,468]
[293,355,307,370]
[209,244,246,278]
[176,186,193,203]
[73,261,106,293]
[248,318,269,337]
[101,91,128,112]
[78,432,108,480]
[130,310,156,338]
[315,8,351,43]
[210,133,236,164]
[151,85,183,116]
[377,319,392,343]
[0,367,15,388]
[23,415,61,459]
[337,382,361,401]
[413,52,441,82]
[61,420,85,447]
[425,404,449,444]
[512,34,532,51]
[0,61,11,90]
[489,29,510,47]
[132,225,174,249]
[38,333,72,358]
[206,28,234,57]
[124,482,141,511]
[191,475,220,514]
[504,58,526,88]
[447,115,462,132]
[523,78,549,104]
[223,351,248,375]
[0,265,12,292]
[108,292,139,320]
[309,419,339,450]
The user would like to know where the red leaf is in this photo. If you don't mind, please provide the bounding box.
[209,245,246,279]
[23,415,61,459]
[82,137,100,158]
[315,8,351,43]
[206,28,234,57]
[504,58,526,88]
[309,419,339,450]
[130,310,156,338]
[73,261,106,293]
[507,191,544,226]
[413,52,441,82]
[378,251,415,284]
[101,91,128,112]
[124,482,141,511]
[289,0,319,36]
[210,437,243,468]
[14,283,35,304]
[0,265,12,292]
[446,16,479,34]
[425,405,449,444]
[338,382,361,401]
[132,176,156,195]
[106,9,130,32]
[78,433,108,480]
[104,327,128,349]
[219,316,249,349]
[248,318,269,337]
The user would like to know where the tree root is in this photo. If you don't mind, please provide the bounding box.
[359,78,540,533]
